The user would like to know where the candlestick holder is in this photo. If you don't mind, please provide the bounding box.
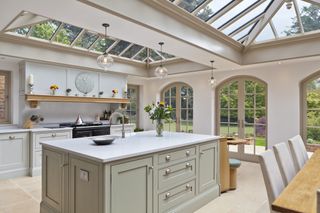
[28,84,34,94]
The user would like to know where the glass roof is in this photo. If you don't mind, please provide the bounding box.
[168,0,320,46]
[6,14,177,64]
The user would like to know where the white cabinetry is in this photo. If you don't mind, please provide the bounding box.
[0,132,29,179]
[30,129,72,176]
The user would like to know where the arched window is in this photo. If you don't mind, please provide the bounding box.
[216,76,267,161]
[301,72,320,151]
[161,83,193,133]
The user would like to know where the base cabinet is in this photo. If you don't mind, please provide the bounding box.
[0,132,29,178]
[111,158,153,213]
[41,140,219,213]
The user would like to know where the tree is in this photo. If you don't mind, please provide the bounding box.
[285,4,320,35]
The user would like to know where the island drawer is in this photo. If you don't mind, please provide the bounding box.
[158,159,195,190]
[158,147,196,165]
[158,179,195,213]
[34,131,71,149]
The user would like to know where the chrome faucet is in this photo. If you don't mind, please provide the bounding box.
[110,111,125,138]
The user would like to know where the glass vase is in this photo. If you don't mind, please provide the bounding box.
[156,119,164,137]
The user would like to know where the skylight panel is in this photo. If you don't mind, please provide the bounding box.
[134,48,147,61]
[212,0,258,29]
[74,31,99,49]
[255,23,275,42]
[53,23,82,45]
[108,40,131,55]
[92,38,116,53]
[121,44,143,58]
[232,23,255,41]
[196,0,234,21]
[11,26,31,36]
[150,49,162,61]
[272,3,300,37]
[296,0,320,33]
[177,0,206,13]
[29,20,61,40]
[221,0,271,36]
[160,52,176,59]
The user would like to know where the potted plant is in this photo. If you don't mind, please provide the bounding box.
[50,84,59,95]
[144,101,173,137]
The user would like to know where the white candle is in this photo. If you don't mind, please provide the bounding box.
[28,74,34,85]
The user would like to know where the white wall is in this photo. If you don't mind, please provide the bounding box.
[129,59,320,148]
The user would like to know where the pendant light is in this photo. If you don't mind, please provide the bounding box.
[209,60,216,88]
[154,42,168,78]
[97,23,114,69]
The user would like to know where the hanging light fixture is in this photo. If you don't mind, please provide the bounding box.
[154,42,168,78]
[209,60,216,88]
[97,23,114,69]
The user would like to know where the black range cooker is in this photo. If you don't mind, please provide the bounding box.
[59,122,110,138]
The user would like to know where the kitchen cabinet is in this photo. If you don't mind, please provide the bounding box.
[30,129,72,176]
[111,157,153,213]
[199,142,218,193]
[0,132,29,179]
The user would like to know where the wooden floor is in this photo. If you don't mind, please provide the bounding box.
[0,162,269,213]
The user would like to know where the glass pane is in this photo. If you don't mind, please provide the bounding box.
[256,109,266,121]
[160,52,176,59]
[220,94,228,108]
[188,121,193,133]
[171,98,176,108]
[164,90,170,98]
[30,20,61,40]
[229,81,238,94]
[307,127,320,144]
[181,109,187,120]
[245,124,254,138]
[245,80,255,94]
[171,87,176,96]
[75,31,99,49]
[181,86,187,97]
[245,109,254,124]
[272,3,301,37]
[232,23,255,41]
[150,49,162,61]
[134,48,147,61]
[178,0,206,13]
[121,44,143,58]
[165,98,170,106]
[188,87,193,96]
[296,0,320,33]
[196,0,233,21]
[108,40,131,55]
[188,109,193,120]
[244,124,255,154]
[256,94,266,108]
[229,123,239,137]
[229,110,238,123]
[255,23,275,43]
[220,109,228,122]
[255,125,266,154]
[92,38,115,53]
[188,97,193,108]
[219,123,229,137]
[229,95,238,109]
[245,95,254,109]
[307,110,320,126]
[0,74,8,122]
[54,23,82,45]
[222,0,271,35]
[11,26,31,36]
[181,97,187,108]
[212,0,258,28]
[256,83,266,93]
[180,120,188,132]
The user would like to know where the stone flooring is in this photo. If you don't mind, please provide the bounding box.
[0,162,269,213]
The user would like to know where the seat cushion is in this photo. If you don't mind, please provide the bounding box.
[229,158,241,168]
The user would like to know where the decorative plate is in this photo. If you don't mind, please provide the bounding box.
[75,72,94,95]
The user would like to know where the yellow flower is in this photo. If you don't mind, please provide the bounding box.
[159,101,165,106]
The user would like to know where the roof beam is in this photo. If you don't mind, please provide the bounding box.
[244,0,283,48]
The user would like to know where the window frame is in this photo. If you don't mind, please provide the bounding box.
[0,71,11,124]
[300,70,320,151]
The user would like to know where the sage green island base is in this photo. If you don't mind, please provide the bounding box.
[40,131,220,213]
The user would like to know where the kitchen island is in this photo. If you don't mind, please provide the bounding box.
[40,131,220,213]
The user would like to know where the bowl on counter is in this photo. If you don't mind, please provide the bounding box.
[92,136,118,145]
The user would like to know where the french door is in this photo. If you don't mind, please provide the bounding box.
[216,77,267,162]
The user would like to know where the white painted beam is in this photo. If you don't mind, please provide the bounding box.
[2,11,48,31]
[244,0,283,47]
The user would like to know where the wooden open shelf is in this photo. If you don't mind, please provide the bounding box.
[26,94,129,108]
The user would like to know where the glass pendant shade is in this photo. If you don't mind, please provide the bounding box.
[97,52,114,69]
[210,76,216,87]
[155,65,168,78]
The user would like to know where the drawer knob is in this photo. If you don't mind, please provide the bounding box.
[149,166,154,170]
[60,163,68,168]
[185,162,192,168]
[165,168,171,175]
[165,155,171,161]
[52,133,56,137]
[165,192,171,199]
[186,150,190,156]
[186,184,192,190]
[9,136,16,140]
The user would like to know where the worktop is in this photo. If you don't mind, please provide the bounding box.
[41,131,221,213]
[41,131,219,163]
[0,127,73,134]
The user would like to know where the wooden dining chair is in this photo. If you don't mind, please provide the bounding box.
[259,150,285,208]
[288,135,308,171]
[273,142,297,186]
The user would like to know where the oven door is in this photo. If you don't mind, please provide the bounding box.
[92,127,110,136]
[73,129,92,138]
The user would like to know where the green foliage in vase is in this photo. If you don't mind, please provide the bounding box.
[144,101,173,122]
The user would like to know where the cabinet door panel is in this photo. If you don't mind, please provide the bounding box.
[111,158,153,213]
[199,142,218,192]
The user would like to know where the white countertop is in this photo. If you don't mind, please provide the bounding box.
[0,127,73,134]
[41,131,220,163]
